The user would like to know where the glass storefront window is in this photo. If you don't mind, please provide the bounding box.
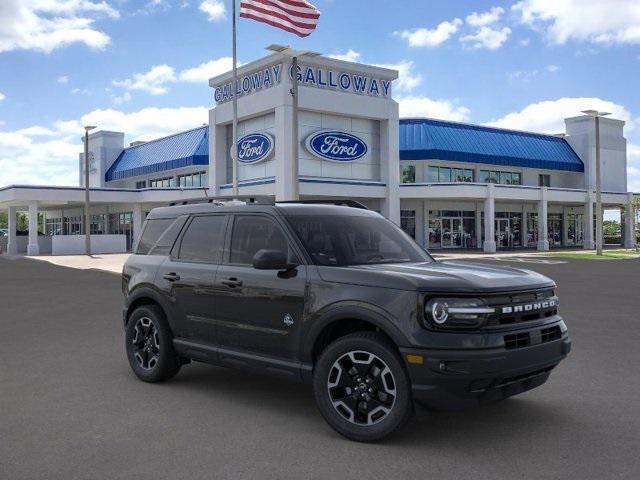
[428,210,441,247]
[430,210,476,249]
[567,214,584,246]
[480,170,521,185]
[401,165,416,184]
[526,213,538,247]
[427,166,439,183]
[400,210,416,239]
[439,167,451,182]
[548,214,563,247]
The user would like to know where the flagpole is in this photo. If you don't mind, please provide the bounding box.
[291,55,300,201]
[231,0,239,196]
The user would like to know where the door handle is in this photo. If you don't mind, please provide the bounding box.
[163,272,181,282]
[221,277,243,288]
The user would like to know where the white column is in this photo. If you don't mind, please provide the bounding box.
[584,196,595,249]
[475,202,483,250]
[422,200,429,249]
[537,187,550,251]
[7,206,18,255]
[380,118,401,225]
[274,104,295,201]
[624,193,636,248]
[483,185,496,253]
[132,204,144,250]
[562,207,570,247]
[27,203,40,256]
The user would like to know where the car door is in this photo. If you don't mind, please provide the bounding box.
[157,214,229,345]
[213,213,307,361]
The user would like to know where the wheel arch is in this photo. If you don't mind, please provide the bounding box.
[302,304,410,372]
[125,286,170,326]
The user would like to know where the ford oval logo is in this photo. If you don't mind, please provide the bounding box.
[305,131,368,162]
[234,133,274,164]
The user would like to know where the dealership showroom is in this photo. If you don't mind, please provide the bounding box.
[0,52,637,255]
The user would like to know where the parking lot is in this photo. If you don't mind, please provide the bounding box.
[1,255,639,480]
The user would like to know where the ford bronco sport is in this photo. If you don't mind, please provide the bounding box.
[122,197,570,442]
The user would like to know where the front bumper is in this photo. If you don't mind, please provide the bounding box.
[400,327,571,410]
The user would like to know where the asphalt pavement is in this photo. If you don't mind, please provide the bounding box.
[1,255,639,480]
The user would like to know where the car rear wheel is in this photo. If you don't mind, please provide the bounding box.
[313,332,412,442]
[125,305,180,382]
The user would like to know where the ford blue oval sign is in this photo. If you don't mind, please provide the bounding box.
[235,133,275,164]
[305,131,368,163]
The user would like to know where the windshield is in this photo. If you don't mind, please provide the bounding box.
[285,214,433,266]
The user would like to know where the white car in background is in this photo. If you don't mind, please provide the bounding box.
[0,229,8,237]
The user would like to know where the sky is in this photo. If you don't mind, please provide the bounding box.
[0,0,639,195]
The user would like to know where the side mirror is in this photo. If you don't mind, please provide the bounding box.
[252,249,295,270]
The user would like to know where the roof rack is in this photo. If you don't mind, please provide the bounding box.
[169,195,275,207]
[276,199,369,210]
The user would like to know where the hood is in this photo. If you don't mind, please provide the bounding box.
[317,260,555,293]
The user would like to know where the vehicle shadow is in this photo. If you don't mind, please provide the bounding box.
[149,361,580,446]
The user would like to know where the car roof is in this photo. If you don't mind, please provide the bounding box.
[146,201,378,219]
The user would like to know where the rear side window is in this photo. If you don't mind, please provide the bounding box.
[136,218,174,255]
[178,215,227,263]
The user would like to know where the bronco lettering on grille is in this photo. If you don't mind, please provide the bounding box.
[501,299,557,314]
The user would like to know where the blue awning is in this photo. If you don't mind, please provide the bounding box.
[105,126,209,182]
[399,118,584,172]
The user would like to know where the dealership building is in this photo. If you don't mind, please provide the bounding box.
[0,52,637,255]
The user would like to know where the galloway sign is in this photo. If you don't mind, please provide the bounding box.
[234,133,275,164]
[214,64,282,104]
[305,131,368,163]
[292,64,392,99]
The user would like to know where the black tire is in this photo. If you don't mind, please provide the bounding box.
[313,332,413,442]
[125,305,181,383]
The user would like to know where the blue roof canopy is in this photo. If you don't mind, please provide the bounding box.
[105,126,209,182]
[399,118,584,172]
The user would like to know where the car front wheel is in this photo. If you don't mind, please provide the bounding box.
[313,332,412,442]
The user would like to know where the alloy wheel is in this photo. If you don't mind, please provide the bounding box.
[327,350,396,426]
[131,317,160,370]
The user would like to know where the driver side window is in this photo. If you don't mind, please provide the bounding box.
[229,215,297,265]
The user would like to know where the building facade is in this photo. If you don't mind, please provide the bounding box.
[0,53,637,255]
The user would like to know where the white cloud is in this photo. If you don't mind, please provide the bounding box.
[57,75,69,84]
[466,6,504,27]
[199,0,226,22]
[513,0,640,45]
[0,92,5,102]
[113,91,132,105]
[508,64,560,81]
[486,97,635,134]
[0,0,119,54]
[0,106,209,187]
[461,26,511,50]
[396,19,462,48]
[546,64,560,72]
[113,64,177,95]
[179,56,234,82]
[373,60,422,93]
[520,38,531,46]
[398,96,471,122]
[328,50,362,63]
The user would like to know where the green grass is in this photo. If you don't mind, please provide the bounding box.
[544,249,640,260]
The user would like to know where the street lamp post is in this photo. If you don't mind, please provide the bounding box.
[582,110,610,256]
[83,126,97,255]
[266,44,321,201]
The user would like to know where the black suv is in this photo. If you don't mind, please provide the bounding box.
[122,197,570,442]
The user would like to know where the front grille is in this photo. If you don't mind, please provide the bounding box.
[504,325,563,350]
[504,332,531,349]
[483,289,558,327]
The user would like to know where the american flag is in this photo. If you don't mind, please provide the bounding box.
[240,0,321,38]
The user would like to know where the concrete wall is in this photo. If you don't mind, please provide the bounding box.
[52,235,127,255]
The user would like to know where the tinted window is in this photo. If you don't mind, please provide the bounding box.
[178,215,226,263]
[229,216,294,264]
[136,218,174,254]
[286,214,432,266]
[151,216,187,255]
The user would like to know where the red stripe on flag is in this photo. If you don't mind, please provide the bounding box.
[240,3,317,29]
[247,0,320,19]
[239,11,312,37]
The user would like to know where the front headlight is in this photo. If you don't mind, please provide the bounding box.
[424,298,495,329]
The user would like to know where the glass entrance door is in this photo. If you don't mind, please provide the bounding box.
[441,218,463,248]
[495,218,513,249]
